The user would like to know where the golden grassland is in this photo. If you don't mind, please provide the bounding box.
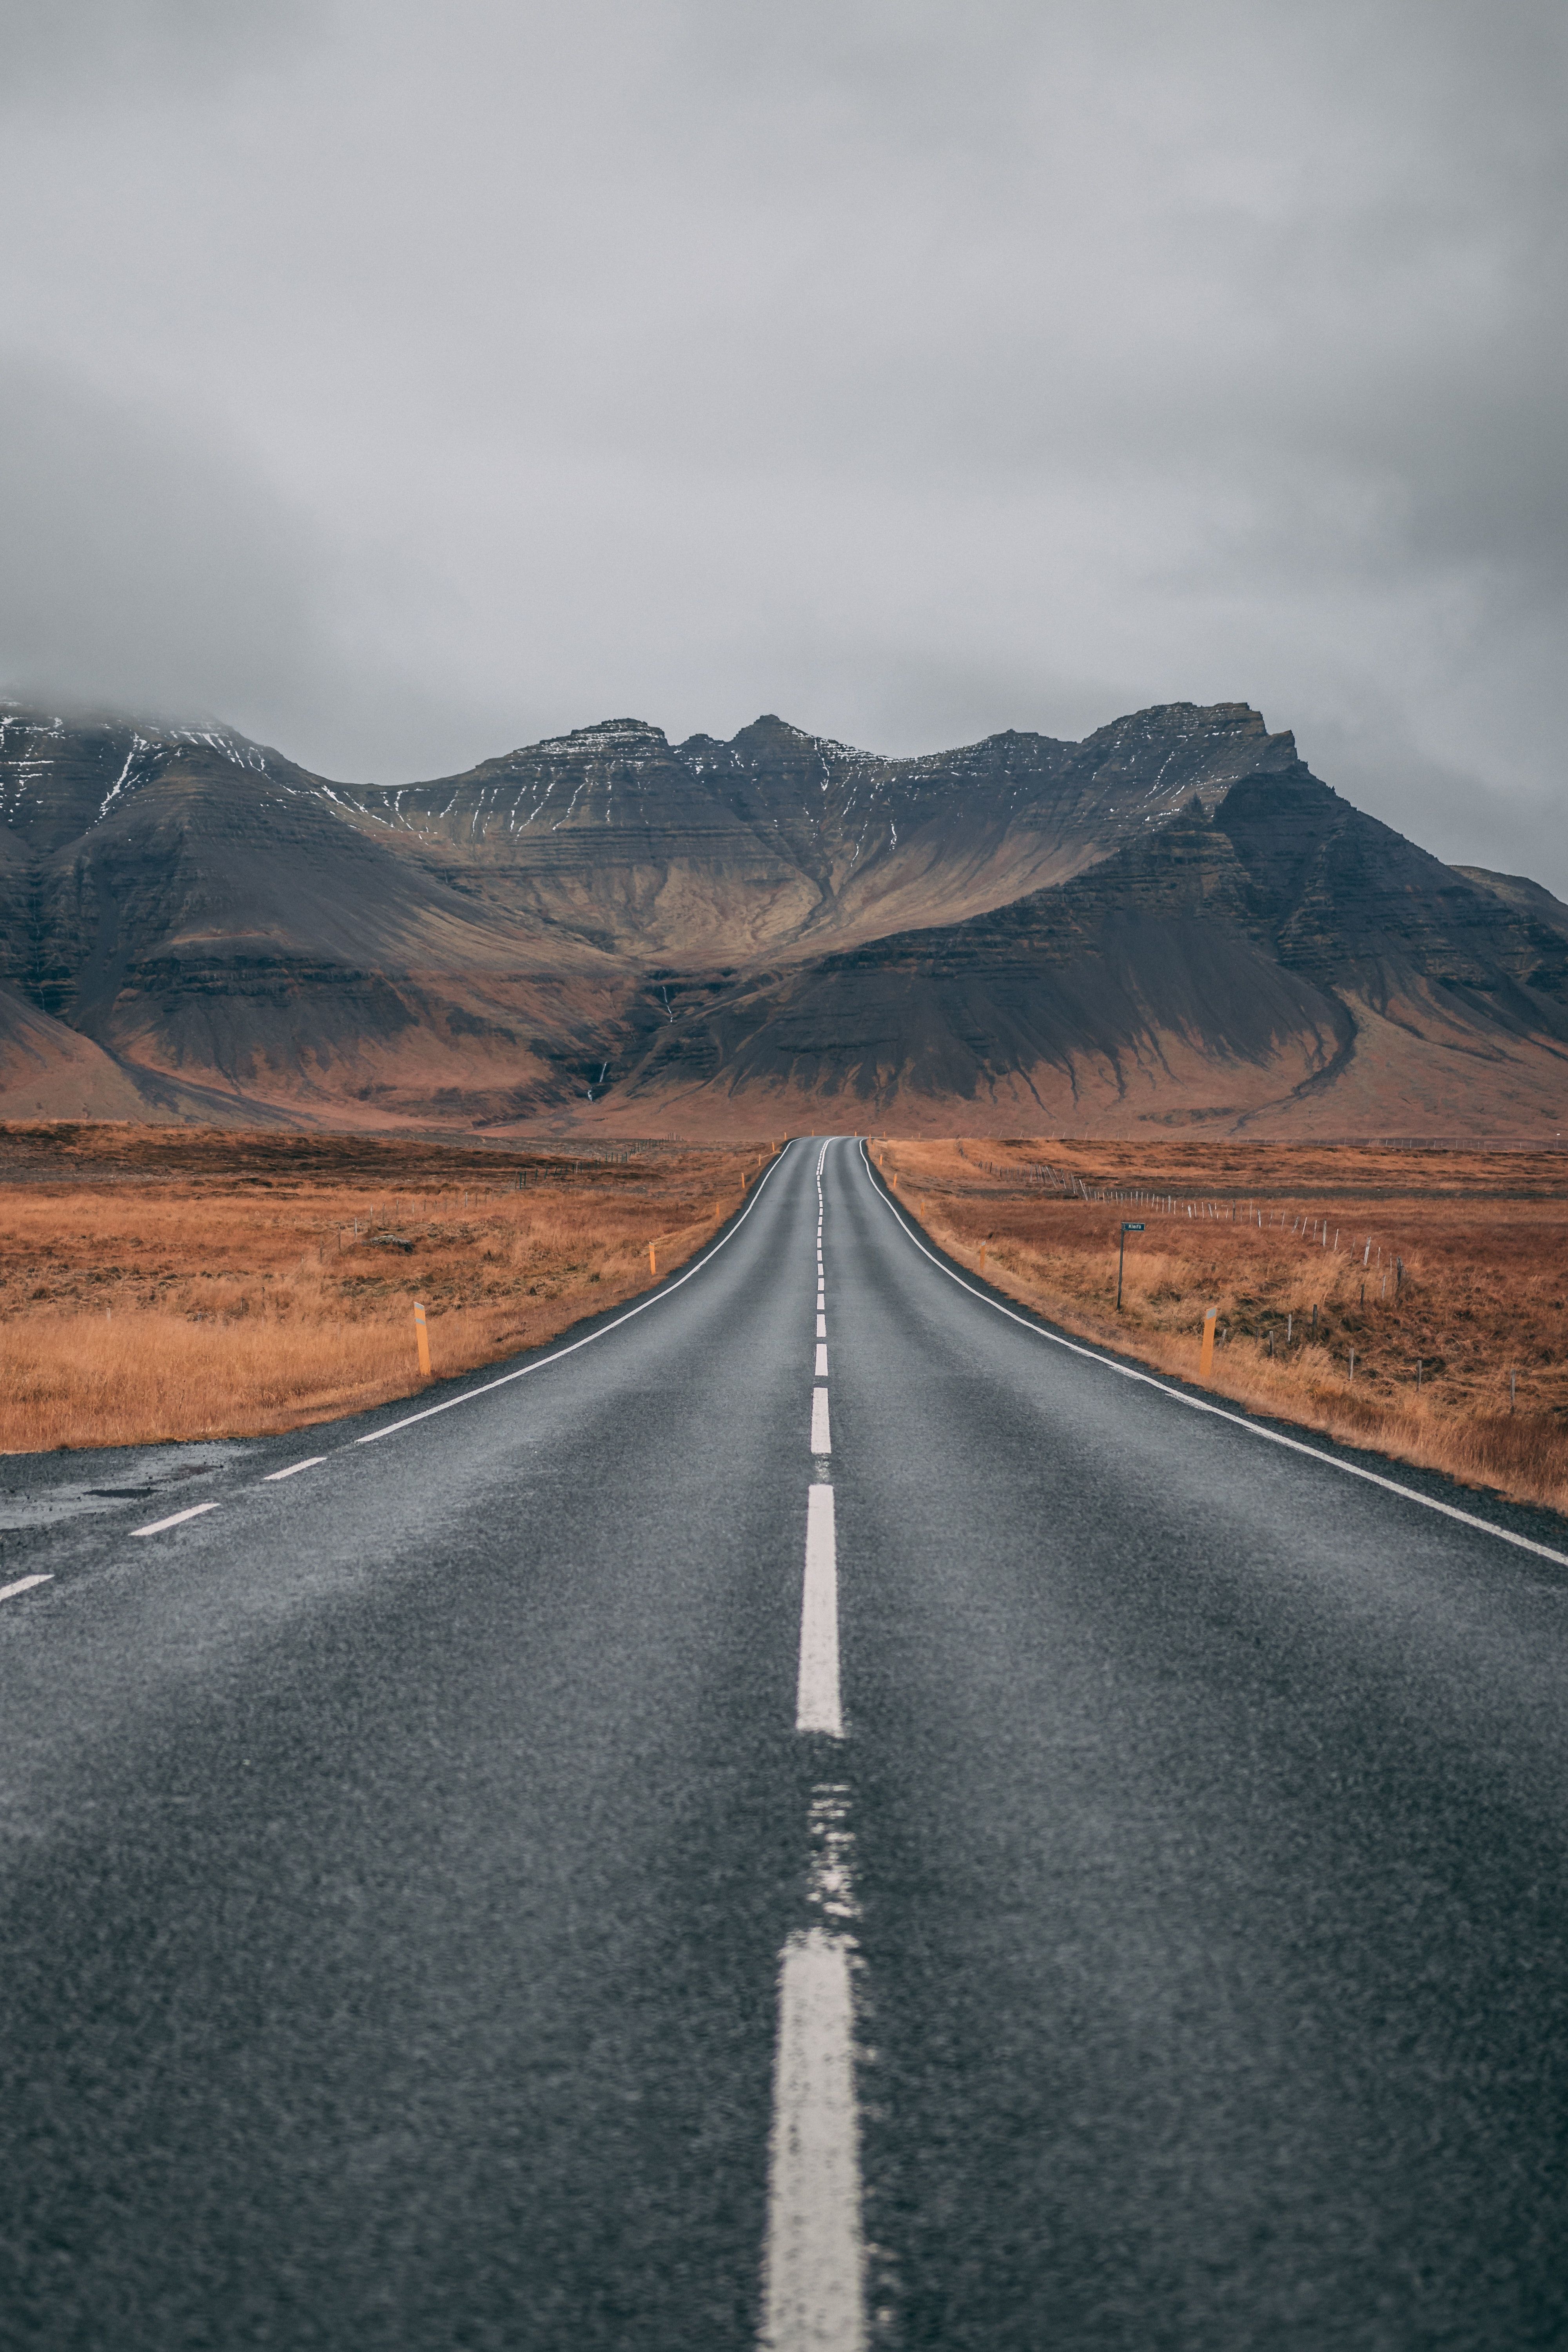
[0,1125,775,1451]
[877,1136,1568,1521]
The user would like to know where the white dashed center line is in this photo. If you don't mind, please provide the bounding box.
[763,1140,868,2346]
[263,1456,327,1483]
[131,1502,221,1538]
[0,1574,53,1605]
[796,1484,842,1737]
[759,1926,866,2351]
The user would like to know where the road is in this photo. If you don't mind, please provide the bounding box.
[2,1134,1568,2348]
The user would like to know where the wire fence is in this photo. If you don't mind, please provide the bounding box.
[941,1141,1562,1408]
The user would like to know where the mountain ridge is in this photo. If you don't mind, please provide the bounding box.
[604,766,1568,1136]
[314,699,1298,964]
[0,697,1562,1136]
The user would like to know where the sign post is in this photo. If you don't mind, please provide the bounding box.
[1116,1221,1144,1311]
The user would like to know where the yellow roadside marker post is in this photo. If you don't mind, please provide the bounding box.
[650,1242,657,1274]
[414,1300,431,1378]
[1199,1305,1218,1382]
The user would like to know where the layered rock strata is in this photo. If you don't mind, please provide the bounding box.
[0,699,1562,1134]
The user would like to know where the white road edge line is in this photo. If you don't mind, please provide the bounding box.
[858,1139,1568,1572]
[811,1387,831,1455]
[797,1484,842,1736]
[263,1456,327,1482]
[759,1927,866,2352]
[0,1574,53,1604]
[357,1140,795,1445]
[131,1502,221,1538]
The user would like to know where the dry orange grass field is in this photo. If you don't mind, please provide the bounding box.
[0,1125,774,1451]
[878,1135,1568,1521]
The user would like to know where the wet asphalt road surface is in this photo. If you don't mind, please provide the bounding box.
[2,1135,1567,2348]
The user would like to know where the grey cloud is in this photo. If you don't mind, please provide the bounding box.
[0,358,321,720]
[0,357,491,779]
[0,0,311,106]
[0,0,1563,887]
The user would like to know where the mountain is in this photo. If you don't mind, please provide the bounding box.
[1454,867,1568,940]
[0,699,1563,1136]
[317,703,1297,963]
[610,768,1568,1136]
[0,710,635,1127]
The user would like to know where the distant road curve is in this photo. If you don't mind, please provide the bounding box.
[1,1136,1566,2349]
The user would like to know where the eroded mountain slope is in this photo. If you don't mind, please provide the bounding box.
[604,769,1568,1136]
[1,700,1562,1134]
[322,703,1297,961]
[0,710,632,1125]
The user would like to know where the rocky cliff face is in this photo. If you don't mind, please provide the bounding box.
[322,702,1298,962]
[1454,867,1568,942]
[0,705,632,1125]
[0,698,1561,1134]
[608,769,1568,1135]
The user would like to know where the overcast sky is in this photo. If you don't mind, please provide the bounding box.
[2,0,1564,883]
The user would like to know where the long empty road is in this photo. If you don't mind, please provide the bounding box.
[3,1135,1568,2348]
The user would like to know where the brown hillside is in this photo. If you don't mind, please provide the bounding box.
[606,773,1568,1138]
